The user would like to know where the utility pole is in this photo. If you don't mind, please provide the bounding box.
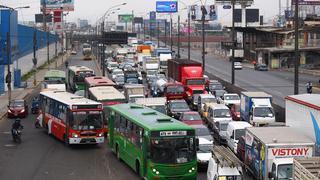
[61,32,64,65]
[55,32,58,68]
[294,0,299,94]
[170,16,173,52]
[188,12,191,60]
[6,32,12,103]
[143,21,146,41]
[164,21,167,47]
[157,21,160,47]
[101,21,106,76]
[33,30,37,86]
[201,6,206,70]
[231,0,235,85]
[177,15,180,59]
[42,1,50,70]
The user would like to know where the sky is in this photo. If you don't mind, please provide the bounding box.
[1,0,290,25]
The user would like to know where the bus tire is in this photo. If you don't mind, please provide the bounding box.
[63,134,69,146]
[135,160,140,176]
[116,144,121,161]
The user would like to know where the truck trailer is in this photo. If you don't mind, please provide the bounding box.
[245,127,314,180]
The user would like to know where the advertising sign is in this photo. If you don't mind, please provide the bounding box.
[267,147,313,159]
[118,14,133,23]
[215,0,254,5]
[103,31,128,44]
[189,5,217,21]
[35,14,52,23]
[292,0,320,5]
[150,11,156,20]
[133,17,143,24]
[156,1,178,13]
[41,0,74,11]
[234,9,259,23]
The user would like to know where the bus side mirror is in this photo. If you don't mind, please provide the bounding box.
[196,138,199,151]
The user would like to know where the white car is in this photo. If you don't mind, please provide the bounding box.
[71,50,77,55]
[111,68,124,81]
[197,137,213,167]
[234,62,242,70]
[107,62,118,73]
[220,93,240,106]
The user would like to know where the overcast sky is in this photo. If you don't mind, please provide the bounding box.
[2,0,290,25]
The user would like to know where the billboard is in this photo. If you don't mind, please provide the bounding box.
[41,0,74,11]
[35,14,52,23]
[292,0,320,5]
[103,31,128,44]
[118,14,133,23]
[189,5,217,21]
[156,1,178,13]
[234,9,259,23]
[215,0,254,5]
[133,17,143,24]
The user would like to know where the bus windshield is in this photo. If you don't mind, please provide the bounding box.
[74,71,94,83]
[150,138,195,164]
[166,86,184,93]
[71,111,103,130]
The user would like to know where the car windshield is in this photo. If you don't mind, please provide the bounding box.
[215,90,225,97]
[186,79,205,85]
[203,97,216,104]
[182,113,201,121]
[198,144,213,153]
[71,111,103,130]
[209,84,223,90]
[277,164,293,179]
[235,129,245,141]
[166,86,184,93]
[195,127,210,136]
[214,109,231,118]
[171,102,189,110]
[150,138,196,164]
[110,63,118,67]
[10,100,24,107]
[225,95,239,100]
[113,70,123,75]
[149,105,166,114]
[254,107,274,117]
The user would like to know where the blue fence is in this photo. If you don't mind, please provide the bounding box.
[0,65,4,94]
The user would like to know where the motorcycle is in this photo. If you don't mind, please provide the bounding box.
[31,98,39,114]
[12,127,23,143]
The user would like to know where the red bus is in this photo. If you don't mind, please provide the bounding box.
[39,91,105,145]
[84,76,115,97]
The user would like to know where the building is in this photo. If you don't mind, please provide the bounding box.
[78,19,89,29]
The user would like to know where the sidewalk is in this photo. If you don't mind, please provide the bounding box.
[0,53,70,120]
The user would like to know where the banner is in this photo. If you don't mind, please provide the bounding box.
[118,14,133,23]
[156,1,178,13]
[189,5,217,21]
[133,17,143,24]
[41,0,74,11]
[292,0,320,5]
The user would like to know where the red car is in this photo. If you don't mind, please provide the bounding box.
[179,111,203,125]
[7,99,28,118]
[230,104,240,121]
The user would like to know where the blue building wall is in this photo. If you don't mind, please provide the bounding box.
[0,65,4,93]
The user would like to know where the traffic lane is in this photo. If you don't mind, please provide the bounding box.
[67,53,101,76]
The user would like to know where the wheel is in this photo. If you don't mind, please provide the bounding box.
[63,134,69,146]
[116,144,120,160]
[136,161,140,176]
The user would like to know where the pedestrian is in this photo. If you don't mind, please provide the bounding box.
[306,81,313,94]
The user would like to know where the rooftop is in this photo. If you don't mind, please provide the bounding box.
[286,94,320,111]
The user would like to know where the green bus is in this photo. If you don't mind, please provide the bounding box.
[42,70,66,91]
[66,65,95,92]
[107,103,197,179]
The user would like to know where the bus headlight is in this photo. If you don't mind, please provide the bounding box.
[72,133,79,138]
[153,168,160,175]
[98,133,104,137]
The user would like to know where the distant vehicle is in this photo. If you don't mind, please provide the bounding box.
[66,66,95,92]
[71,50,77,55]
[166,99,191,119]
[124,68,142,84]
[197,94,216,115]
[107,62,119,73]
[84,76,115,97]
[123,84,146,102]
[179,111,203,125]
[207,146,243,180]
[114,75,125,87]
[134,97,167,114]
[7,99,28,118]
[153,48,172,74]
[42,70,66,91]
[197,137,213,168]
[111,68,124,81]
[39,91,104,144]
[82,43,92,60]
[234,61,242,70]
[191,94,201,110]
[220,93,240,107]
[190,124,213,142]
[143,57,160,80]
[226,121,252,153]
[230,103,241,121]
[255,63,268,71]
[212,89,227,99]
[163,83,186,101]
[106,104,197,179]
[207,80,224,96]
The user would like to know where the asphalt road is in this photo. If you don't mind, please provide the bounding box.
[0,53,209,180]
[177,47,319,107]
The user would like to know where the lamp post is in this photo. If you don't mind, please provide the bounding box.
[231,0,235,85]
[294,0,299,94]
[0,5,29,103]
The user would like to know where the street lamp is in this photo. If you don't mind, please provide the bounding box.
[0,5,30,103]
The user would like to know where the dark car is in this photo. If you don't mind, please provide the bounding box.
[207,80,225,95]
[167,100,190,119]
[237,135,246,161]
[190,124,213,142]
[255,63,268,71]
[230,104,241,121]
[7,99,28,118]
[213,89,227,99]
[179,111,203,125]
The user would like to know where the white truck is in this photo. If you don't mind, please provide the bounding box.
[142,57,160,79]
[153,48,172,74]
[123,84,146,103]
[240,91,275,126]
[207,146,243,180]
[285,94,320,155]
[134,97,167,114]
[245,126,314,180]
[115,48,128,63]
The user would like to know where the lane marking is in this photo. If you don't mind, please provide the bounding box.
[4,144,16,147]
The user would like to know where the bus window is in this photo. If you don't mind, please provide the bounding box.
[71,111,103,130]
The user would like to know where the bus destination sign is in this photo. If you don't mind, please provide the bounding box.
[160,131,187,136]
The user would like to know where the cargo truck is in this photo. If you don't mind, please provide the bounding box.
[82,43,92,60]
[240,91,275,126]
[153,48,172,74]
[123,84,146,103]
[167,59,206,100]
[142,57,160,80]
[245,127,314,180]
[285,94,320,155]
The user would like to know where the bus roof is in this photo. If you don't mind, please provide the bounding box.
[40,91,101,107]
[85,76,115,87]
[68,65,94,73]
[44,70,65,78]
[89,86,125,101]
[108,103,194,132]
